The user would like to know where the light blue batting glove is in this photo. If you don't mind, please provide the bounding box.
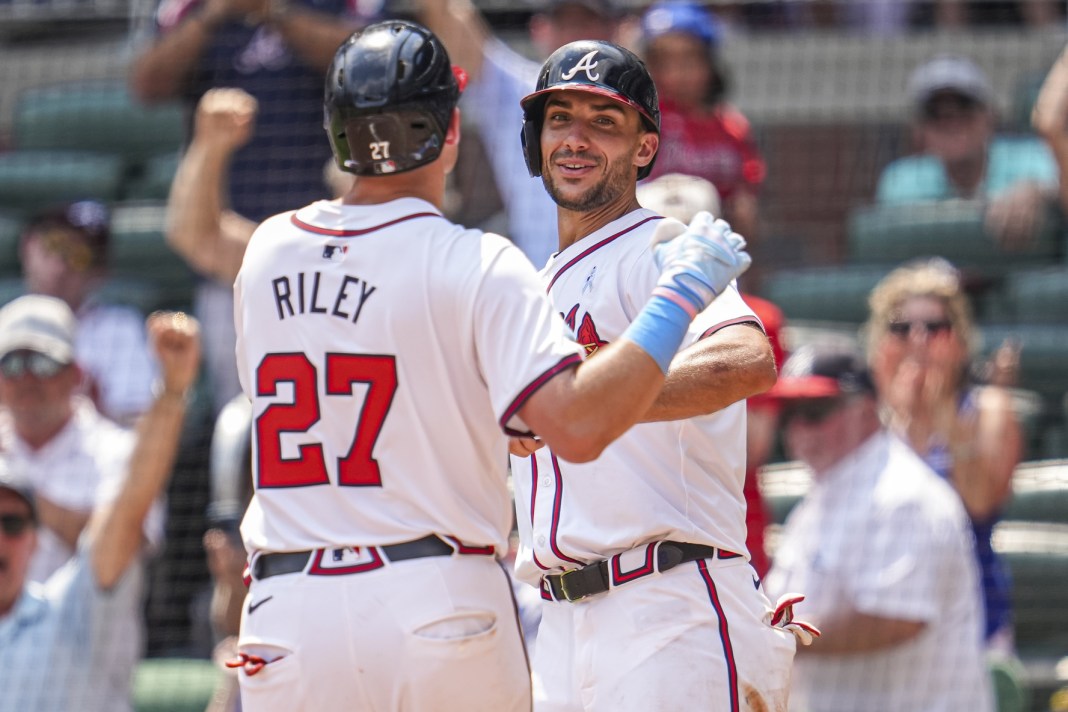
[650,211,752,318]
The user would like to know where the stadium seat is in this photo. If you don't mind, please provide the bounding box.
[0,151,124,217]
[109,202,198,312]
[848,201,1063,279]
[1002,267,1068,324]
[13,82,185,169]
[758,265,890,325]
[758,461,811,526]
[994,522,1068,711]
[1003,460,1068,525]
[132,657,220,712]
[990,656,1031,712]
[124,152,180,202]
[0,212,23,277]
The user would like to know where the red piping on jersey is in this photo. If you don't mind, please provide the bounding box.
[290,212,441,236]
[699,315,766,340]
[547,453,584,565]
[500,353,583,437]
[698,559,740,712]
[545,215,663,293]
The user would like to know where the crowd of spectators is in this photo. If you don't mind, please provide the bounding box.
[0,0,1066,709]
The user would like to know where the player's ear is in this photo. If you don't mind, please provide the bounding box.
[445,108,461,146]
[634,131,659,171]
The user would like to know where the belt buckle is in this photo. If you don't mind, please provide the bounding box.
[556,568,587,603]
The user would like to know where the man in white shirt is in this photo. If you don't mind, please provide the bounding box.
[764,343,993,712]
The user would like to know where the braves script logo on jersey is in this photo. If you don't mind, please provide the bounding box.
[323,244,348,260]
[561,50,601,82]
[563,305,608,356]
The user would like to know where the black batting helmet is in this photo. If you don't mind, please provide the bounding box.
[324,20,464,176]
[520,40,660,180]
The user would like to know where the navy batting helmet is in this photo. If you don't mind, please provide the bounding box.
[520,40,660,180]
[324,20,464,176]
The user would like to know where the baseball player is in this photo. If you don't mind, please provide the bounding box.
[509,41,811,711]
[230,21,752,712]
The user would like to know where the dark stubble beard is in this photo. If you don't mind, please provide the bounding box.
[542,150,635,212]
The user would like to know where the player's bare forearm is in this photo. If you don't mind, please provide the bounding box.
[413,0,488,80]
[90,313,200,589]
[641,323,775,423]
[1032,45,1068,213]
[519,341,664,463]
[798,610,925,656]
[271,10,361,71]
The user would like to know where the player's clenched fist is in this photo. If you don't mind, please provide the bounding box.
[650,211,751,317]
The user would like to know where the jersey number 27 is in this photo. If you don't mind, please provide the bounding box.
[254,352,397,490]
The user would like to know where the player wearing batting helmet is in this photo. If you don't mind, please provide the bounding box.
[507,39,813,712]
[231,21,755,712]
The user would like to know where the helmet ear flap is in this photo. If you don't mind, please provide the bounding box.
[521,114,542,178]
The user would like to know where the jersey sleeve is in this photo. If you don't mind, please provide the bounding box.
[472,236,583,436]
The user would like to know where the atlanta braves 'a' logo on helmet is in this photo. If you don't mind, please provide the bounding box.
[563,305,609,356]
[560,50,602,82]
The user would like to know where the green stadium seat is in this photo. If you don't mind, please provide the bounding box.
[13,82,185,169]
[758,461,811,526]
[990,656,1031,712]
[108,203,197,312]
[848,202,1063,278]
[1003,460,1068,525]
[993,522,1068,711]
[0,213,24,277]
[0,151,124,217]
[132,657,220,712]
[1002,267,1068,324]
[758,265,890,325]
[124,152,180,202]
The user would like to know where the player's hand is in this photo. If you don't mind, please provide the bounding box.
[764,593,821,646]
[149,311,202,399]
[194,88,259,153]
[650,211,751,317]
[508,436,544,457]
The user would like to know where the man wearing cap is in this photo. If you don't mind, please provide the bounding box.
[0,310,200,712]
[764,343,993,712]
[20,200,157,425]
[0,294,163,585]
[416,0,621,267]
[876,54,1058,248]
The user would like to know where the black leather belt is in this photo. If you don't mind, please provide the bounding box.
[544,542,734,603]
[253,535,457,580]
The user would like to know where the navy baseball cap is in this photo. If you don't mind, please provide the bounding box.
[769,343,874,401]
[642,1,723,47]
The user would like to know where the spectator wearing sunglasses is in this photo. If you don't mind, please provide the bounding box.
[876,54,1058,249]
[764,342,992,712]
[0,295,165,586]
[0,310,200,712]
[19,201,157,426]
[866,259,1021,652]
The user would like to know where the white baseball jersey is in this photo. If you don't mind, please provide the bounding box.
[511,208,759,587]
[234,197,583,556]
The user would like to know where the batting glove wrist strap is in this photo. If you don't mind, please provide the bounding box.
[622,294,692,373]
[650,212,752,315]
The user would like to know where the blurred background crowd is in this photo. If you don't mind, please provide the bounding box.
[0,0,1067,710]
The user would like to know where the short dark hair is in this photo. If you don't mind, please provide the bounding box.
[24,200,111,268]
